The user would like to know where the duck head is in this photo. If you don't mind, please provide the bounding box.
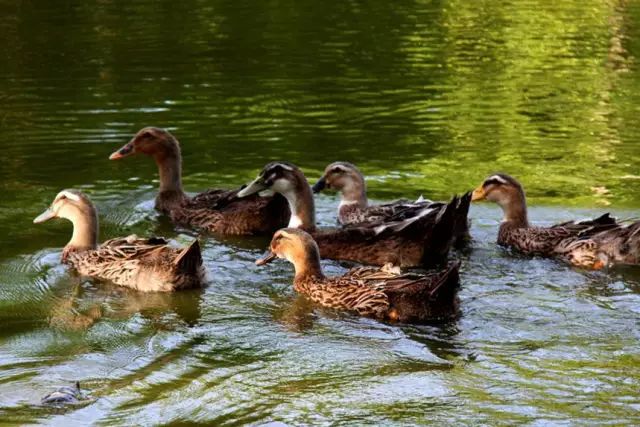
[110,127,184,194]
[238,162,316,230]
[472,173,528,225]
[238,162,300,197]
[34,190,99,254]
[256,228,324,279]
[312,161,367,209]
[109,127,180,160]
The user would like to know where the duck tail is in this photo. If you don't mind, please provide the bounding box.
[605,220,640,262]
[587,213,618,226]
[174,239,203,276]
[452,191,472,249]
[384,260,461,323]
[419,194,459,266]
[625,221,640,246]
[426,260,461,300]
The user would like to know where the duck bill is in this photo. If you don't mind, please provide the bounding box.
[237,177,268,198]
[471,186,486,202]
[255,251,277,266]
[109,141,135,160]
[33,208,56,224]
[312,177,326,193]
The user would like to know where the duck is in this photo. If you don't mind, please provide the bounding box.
[256,228,460,323]
[109,127,290,235]
[238,162,465,268]
[472,173,640,268]
[34,190,206,291]
[312,161,471,247]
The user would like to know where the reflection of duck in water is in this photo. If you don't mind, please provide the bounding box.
[256,228,461,323]
[472,174,640,269]
[48,279,204,332]
[110,127,290,235]
[271,293,317,332]
[34,190,205,292]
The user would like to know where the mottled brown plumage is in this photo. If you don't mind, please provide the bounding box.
[256,228,460,322]
[34,190,206,292]
[473,173,640,268]
[239,162,465,267]
[110,127,289,235]
[313,161,472,247]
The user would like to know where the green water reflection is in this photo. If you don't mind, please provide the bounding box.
[0,0,639,425]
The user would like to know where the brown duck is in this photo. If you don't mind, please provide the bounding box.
[109,127,289,235]
[238,162,465,268]
[34,190,206,291]
[472,173,640,269]
[256,228,460,323]
[312,161,471,247]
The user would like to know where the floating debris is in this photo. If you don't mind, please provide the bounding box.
[41,382,83,405]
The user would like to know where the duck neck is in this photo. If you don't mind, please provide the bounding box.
[282,177,316,232]
[499,193,529,228]
[66,207,98,252]
[292,253,325,288]
[339,179,368,215]
[154,151,187,209]
[155,152,184,194]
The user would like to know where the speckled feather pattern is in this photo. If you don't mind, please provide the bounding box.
[313,195,467,268]
[65,236,205,292]
[293,262,460,322]
[338,199,438,225]
[338,195,471,249]
[158,188,290,235]
[313,228,424,267]
[498,214,640,267]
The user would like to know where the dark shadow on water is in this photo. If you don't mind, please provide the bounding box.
[271,293,317,332]
[401,321,467,362]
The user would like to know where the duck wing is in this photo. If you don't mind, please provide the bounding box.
[349,261,460,300]
[68,236,204,291]
[347,198,439,227]
[342,193,471,249]
[314,195,460,267]
[175,188,290,234]
[552,213,619,236]
[344,261,461,322]
[501,213,621,255]
[591,219,640,265]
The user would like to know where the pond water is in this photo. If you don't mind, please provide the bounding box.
[1,0,639,425]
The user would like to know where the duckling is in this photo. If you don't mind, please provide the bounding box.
[238,162,463,268]
[34,190,206,291]
[472,173,640,268]
[256,228,460,323]
[312,161,471,247]
[109,127,289,235]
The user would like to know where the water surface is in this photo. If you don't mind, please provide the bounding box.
[1,0,640,425]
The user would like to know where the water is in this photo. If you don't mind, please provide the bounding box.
[1,0,640,424]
